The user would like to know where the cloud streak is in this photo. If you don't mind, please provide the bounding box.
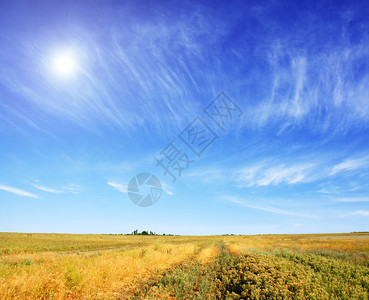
[333,197,369,203]
[33,184,63,194]
[0,185,39,198]
[235,162,316,187]
[107,181,127,194]
[234,152,369,189]
[351,210,369,217]
[107,181,173,196]
[62,184,82,194]
[224,196,317,218]
[331,155,369,175]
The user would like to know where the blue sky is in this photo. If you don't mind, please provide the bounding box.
[0,0,368,235]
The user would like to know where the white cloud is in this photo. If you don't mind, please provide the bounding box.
[33,184,63,194]
[235,153,369,189]
[334,197,369,203]
[235,163,315,187]
[235,164,264,187]
[187,167,224,184]
[107,181,128,194]
[62,184,82,194]
[107,181,173,196]
[239,35,369,138]
[256,165,312,186]
[0,185,38,198]
[331,155,369,175]
[351,210,369,217]
[165,189,174,195]
[161,183,174,196]
[224,196,317,218]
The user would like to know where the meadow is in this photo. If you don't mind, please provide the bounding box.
[0,232,368,299]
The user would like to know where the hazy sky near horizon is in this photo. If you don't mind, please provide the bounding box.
[0,0,369,235]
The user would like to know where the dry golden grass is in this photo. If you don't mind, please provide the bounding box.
[1,232,368,299]
[223,233,369,254]
[0,234,225,299]
[196,244,219,264]
[0,242,211,299]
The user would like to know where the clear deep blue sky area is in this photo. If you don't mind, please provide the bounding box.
[0,0,368,235]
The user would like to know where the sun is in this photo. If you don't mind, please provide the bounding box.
[51,50,78,78]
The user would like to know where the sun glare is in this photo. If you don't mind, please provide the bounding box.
[51,50,78,78]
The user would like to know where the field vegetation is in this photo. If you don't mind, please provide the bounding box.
[0,232,368,299]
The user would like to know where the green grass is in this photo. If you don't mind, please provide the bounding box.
[135,243,369,299]
[133,242,229,299]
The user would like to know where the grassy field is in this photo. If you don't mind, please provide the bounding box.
[0,232,368,299]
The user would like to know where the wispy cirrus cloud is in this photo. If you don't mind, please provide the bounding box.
[333,197,369,203]
[330,155,369,175]
[224,196,317,218]
[187,167,224,184]
[62,184,82,194]
[161,183,174,196]
[240,26,369,137]
[0,5,231,137]
[350,210,369,217]
[235,162,316,187]
[107,181,127,194]
[164,189,174,196]
[0,185,38,198]
[234,152,369,189]
[107,181,173,196]
[317,182,364,195]
[1,1,368,141]
[33,184,63,194]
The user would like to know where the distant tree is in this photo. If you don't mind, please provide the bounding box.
[141,231,149,235]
